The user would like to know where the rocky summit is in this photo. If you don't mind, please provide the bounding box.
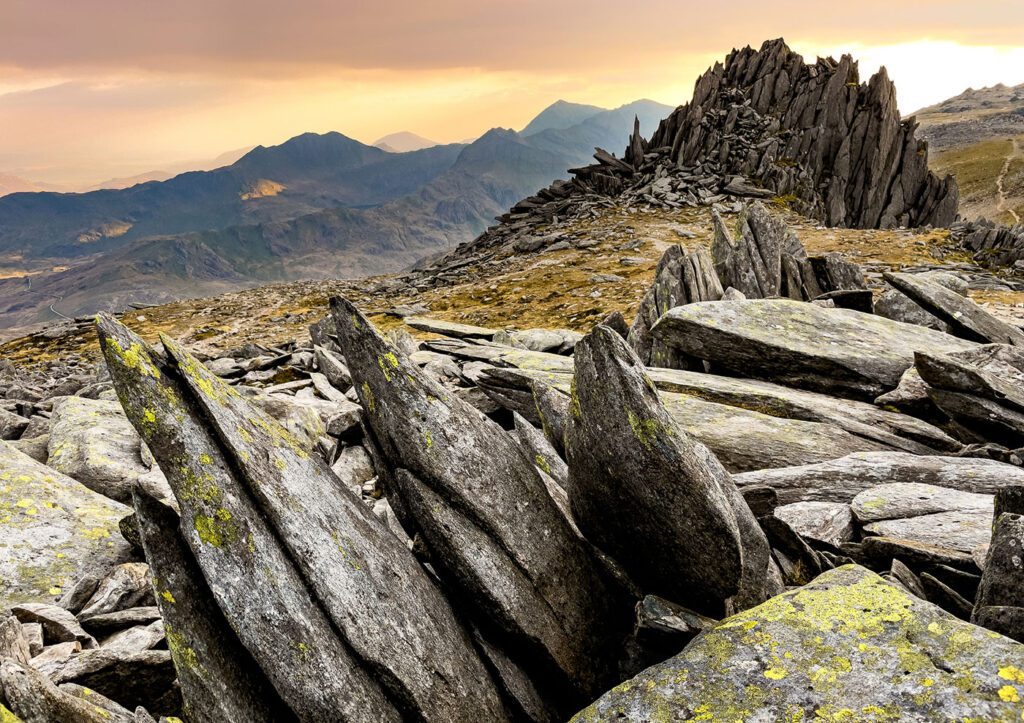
[4,38,1024,723]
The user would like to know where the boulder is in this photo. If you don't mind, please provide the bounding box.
[974,513,1024,642]
[734,452,1024,506]
[0,660,120,723]
[567,326,780,616]
[885,272,1024,345]
[651,298,976,399]
[572,566,1024,722]
[331,297,631,712]
[0,441,132,606]
[852,483,993,524]
[97,315,508,722]
[773,501,855,547]
[46,396,170,504]
[0,408,29,441]
[79,563,152,617]
[49,649,176,714]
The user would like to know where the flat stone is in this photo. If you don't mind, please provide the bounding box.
[78,607,162,633]
[863,510,992,555]
[10,603,96,649]
[773,501,854,547]
[573,566,1024,722]
[852,483,993,523]
[404,316,498,339]
[651,298,976,399]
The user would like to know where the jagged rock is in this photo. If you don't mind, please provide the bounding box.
[974,513,1024,642]
[734,451,1024,505]
[9,604,96,649]
[874,271,967,330]
[0,441,131,605]
[246,393,326,448]
[0,616,31,666]
[0,660,121,723]
[572,566,1024,722]
[624,596,716,675]
[885,272,1024,345]
[642,39,958,229]
[652,299,976,399]
[79,564,152,618]
[57,574,102,616]
[532,380,570,456]
[710,204,806,299]
[10,434,49,464]
[627,244,723,366]
[995,485,1024,518]
[0,408,29,440]
[852,483,992,524]
[773,501,854,547]
[920,572,974,620]
[46,396,171,504]
[567,326,780,616]
[404,316,497,339]
[860,536,977,570]
[96,620,165,656]
[131,490,289,722]
[888,558,927,599]
[97,315,509,722]
[313,345,351,390]
[331,297,631,712]
[496,328,581,355]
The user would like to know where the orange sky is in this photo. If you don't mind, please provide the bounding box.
[1,0,1023,187]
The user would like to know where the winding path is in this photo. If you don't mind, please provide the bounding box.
[996,137,1022,225]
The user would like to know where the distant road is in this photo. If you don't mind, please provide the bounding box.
[23,274,72,322]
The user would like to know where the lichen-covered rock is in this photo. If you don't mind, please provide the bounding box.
[975,513,1024,642]
[651,298,976,399]
[567,326,780,616]
[0,441,132,606]
[47,396,170,504]
[97,314,509,722]
[573,565,1024,722]
[131,490,291,723]
[331,297,632,713]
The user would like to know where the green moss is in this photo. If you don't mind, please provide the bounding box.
[627,410,664,449]
[194,508,238,548]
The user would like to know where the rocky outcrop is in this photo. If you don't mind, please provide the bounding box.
[573,566,1024,721]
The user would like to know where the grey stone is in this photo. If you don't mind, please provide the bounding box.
[773,501,854,547]
[852,482,993,523]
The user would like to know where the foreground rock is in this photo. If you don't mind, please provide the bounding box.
[652,299,976,399]
[573,566,1024,721]
[331,297,631,714]
[97,315,509,722]
[568,326,781,616]
[974,513,1024,642]
[0,440,132,606]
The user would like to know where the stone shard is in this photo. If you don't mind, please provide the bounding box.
[651,298,976,399]
[974,513,1024,642]
[734,452,1024,506]
[772,501,854,547]
[97,314,508,722]
[572,566,1024,722]
[513,412,567,489]
[885,272,1024,345]
[10,604,96,649]
[0,440,132,606]
[330,296,631,713]
[131,489,291,723]
[567,325,780,616]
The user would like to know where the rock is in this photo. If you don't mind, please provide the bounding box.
[10,434,50,464]
[627,244,722,366]
[885,272,1024,345]
[532,380,570,457]
[0,408,29,440]
[974,513,1024,642]
[324,399,362,438]
[79,564,152,618]
[46,396,170,504]
[874,271,966,330]
[0,441,131,605]
[247,393,326,449]
[9,604,96,649]
[97,314,509,722]
[29,641,81,676]
[329,444,376,490]
[99,621,165,656]
[513,412,567,489]
[995,485,1024,518]
[498,328,581,355]
[710,203,806,299]
[863,510,992,556]
[331,297,630,712]
[130,490,288,723]
[773,501,854,547]
[0,660,121,723]
[58,683,137,722]
[313,345,351,390]
[734,451,1024,505]
[308,372,347,403]
[567,326,780,616]
[404,316,497,339]
[49,649,176,714]
[57,573,102,616]
[652,298,976,399]
[624,596,716,675]
[572,566,1024,722]
[920,572,974,620]
[0,616,31,666]
[78,608,162,634]
[861,536,977,570]
[852,482,993,524]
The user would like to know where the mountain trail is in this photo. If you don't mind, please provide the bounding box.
[995,137,1022,225]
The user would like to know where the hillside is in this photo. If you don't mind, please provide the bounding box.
[0,99,672,329]
[373,131,441,152]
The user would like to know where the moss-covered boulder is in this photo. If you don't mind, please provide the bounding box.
[0,440,132,606]
[573,565,1024,722]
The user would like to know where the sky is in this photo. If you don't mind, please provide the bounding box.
[1,0,1023,187]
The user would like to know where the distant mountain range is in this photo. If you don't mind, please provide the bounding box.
[0,99,673,328]
[373,132,441,153]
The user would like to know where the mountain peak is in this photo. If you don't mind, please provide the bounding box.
[521,100,607,136]
[373,131,441,153]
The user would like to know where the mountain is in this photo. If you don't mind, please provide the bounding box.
[0,173,46,197]
[520,100,606,136]
[373,132,440,153]
[913,83,1024,225]
[0,99,672,328]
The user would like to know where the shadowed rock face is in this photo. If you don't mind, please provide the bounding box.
[95,314,508,723]
[567,326,781,617]
[329,296,633,712]
[644,39,958,229]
